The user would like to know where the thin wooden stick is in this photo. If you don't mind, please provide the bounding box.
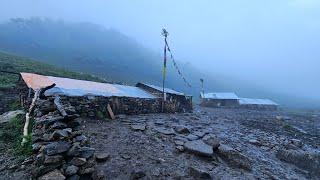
[21,90,40,146]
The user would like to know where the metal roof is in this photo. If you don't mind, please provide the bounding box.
[138,83,186,96]
[21,73,156,99]
[239,98,278,105]
[201,92,239,100]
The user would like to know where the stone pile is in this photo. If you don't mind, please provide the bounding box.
[31,98,99,180]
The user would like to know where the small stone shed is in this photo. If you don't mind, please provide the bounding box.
[239,98,278,110]
[136,83,193,112]
[200,92,240,108]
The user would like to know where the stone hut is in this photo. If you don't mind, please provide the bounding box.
[20,73,192,118]
[200,92,240,108]
[239,98,278,110]
[136,83,193,112]
[20,72,164,118]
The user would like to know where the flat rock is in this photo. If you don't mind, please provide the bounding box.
[70,157,87,166]
[39,169,65,180]
[155,127,175,135]
[95,153,110,162]
[45,141,71,156]
[186,134,199,141]
[44,155,63,165]
[193,131,208,138]
[131,124,146,131]
[184,140,213,157]
[51,122,67,129]
[174,125,190,134]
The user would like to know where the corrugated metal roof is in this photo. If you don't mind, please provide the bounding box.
[139,83,186,96]
[239,98,278,105]
[20,73,156,99]
[201,92,239,100]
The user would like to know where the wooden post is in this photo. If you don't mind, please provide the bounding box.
[107,103,115,120]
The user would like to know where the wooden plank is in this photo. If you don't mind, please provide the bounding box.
[54,95,68,117]
[107,103,115,120]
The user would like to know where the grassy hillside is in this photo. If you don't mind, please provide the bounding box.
[0,51,105,88]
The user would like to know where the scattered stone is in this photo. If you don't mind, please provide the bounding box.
[155,127,175,135]
[95,153,110,162]
[0,110,24,124]
[44,155,63,165]
[70,157,87,166]
[131,124,146,131]
[248,139,261,146]
[218,144,252,170]
[155,120,165,125]
[130,170,146,180]
[79,167,95,175]
[184,140,213,157]
[50,129,69,140]
[121,154,131,160]
[74,135,87,143]
[276,115,291,121]
[79,147,95,159]
[39,169,65,180]
[67,143,81,157]
[51,122,67,129]
[65,165,79,176]
[203,137,220,151]
[174,140,184,146]
[186,134,199,141]
[193,131,208,138]
[67,174,80,180]
[188,167,212,180]
[92,169,105,180]
[176,146,184,152]
[45,141,71,156]
[174,125,190,134]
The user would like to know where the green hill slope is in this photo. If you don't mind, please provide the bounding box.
[0,51,104,88]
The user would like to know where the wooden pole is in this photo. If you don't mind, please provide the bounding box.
[161,28,169,113]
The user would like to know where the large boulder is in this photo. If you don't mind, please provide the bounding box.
[184,140,213,157]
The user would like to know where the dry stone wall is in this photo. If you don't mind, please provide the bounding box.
[31,98,99,180]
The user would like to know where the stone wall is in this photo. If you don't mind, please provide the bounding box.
[200,99,240,108]
[31,98,99,179]
[136,83,193,113]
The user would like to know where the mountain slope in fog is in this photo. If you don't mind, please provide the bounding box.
[0,18,318,108]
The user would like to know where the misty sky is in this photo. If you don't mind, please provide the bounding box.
[0,0,319,101]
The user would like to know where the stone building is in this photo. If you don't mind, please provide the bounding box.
[239,98,278,110]
[20,73,192,118]
[136,83,193,112]
[200,92,240,108]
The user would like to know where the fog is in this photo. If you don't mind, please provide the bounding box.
[1,0,319,102]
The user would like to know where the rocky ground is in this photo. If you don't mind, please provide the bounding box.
[83,107,320,179]
[1,107,320,179]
